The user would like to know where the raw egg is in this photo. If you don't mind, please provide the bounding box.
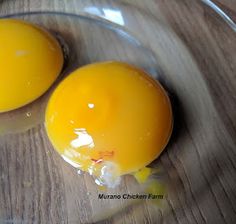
[0,19,63,112]
[45,61,172,186]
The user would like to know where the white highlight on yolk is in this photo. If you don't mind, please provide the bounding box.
[70,128,95,148]
[88,103,95,109]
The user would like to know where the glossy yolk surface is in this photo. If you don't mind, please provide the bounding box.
[45,61,172,179]
[0,19,63,112]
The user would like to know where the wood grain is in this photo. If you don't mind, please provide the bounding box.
[0,0,236,223]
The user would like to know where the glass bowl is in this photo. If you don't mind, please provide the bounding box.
[0,0,235,223]
[0,8,166,224]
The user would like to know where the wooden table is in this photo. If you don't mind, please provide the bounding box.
[0,0,236,223]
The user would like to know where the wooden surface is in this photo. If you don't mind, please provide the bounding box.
[0,0,236,223]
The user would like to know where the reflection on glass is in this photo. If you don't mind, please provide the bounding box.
[202,0,236,31]
[85,7,125,26]
[103,9,125,25]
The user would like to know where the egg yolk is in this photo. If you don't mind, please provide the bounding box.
[45,61,172,182]
[0,19,63,112]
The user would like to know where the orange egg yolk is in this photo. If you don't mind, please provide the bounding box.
[45,62,172,184]
[0,19,63,112]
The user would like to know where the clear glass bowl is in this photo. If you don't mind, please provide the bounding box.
[0,7,166,224]
[0,1,235,223]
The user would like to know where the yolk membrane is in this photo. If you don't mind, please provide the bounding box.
[45,61,172,185]
[0,19,63,112]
